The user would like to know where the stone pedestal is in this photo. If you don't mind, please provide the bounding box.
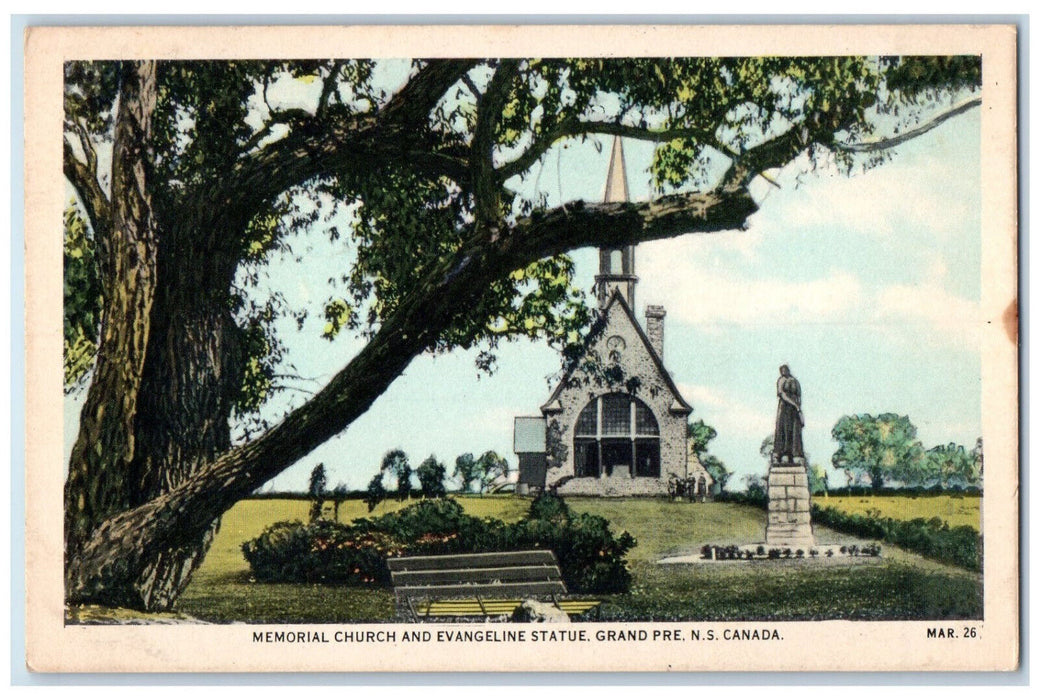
[765,457,815,548]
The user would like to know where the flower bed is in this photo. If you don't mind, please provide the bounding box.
[699,543,882,561]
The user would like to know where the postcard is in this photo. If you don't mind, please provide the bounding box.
[24,23,1018,672]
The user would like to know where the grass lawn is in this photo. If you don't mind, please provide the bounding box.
[815,493,981,530]
[172,495,982,623]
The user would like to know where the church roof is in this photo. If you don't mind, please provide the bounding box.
[540,287,693,414]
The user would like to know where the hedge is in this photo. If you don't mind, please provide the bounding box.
[715,491,980,570]
[810,505,981,571]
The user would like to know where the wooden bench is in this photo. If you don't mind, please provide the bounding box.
[388,550,600,621]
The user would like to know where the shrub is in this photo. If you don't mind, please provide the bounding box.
[528,492,572,523]
[503,510,636,592]
[716,489,768,509]
[241,520,404,585]
[242,496,636,594]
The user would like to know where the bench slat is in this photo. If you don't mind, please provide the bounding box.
[391,565,561,587]
[417,598,602,618]
[396,580,567,600]
[388,550,557,571]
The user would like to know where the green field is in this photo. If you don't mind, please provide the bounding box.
[817,494,981,530]
[171,495,982,623]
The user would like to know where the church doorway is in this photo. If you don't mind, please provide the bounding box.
[573,393,661,478]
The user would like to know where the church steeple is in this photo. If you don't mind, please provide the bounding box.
[595,136,637,310]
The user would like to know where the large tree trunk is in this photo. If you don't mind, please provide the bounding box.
[66,222,245,611]
[118,208,246,610]
[64,61,161,593]
[64,60,246,611]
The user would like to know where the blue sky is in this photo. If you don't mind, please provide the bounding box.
[63,70,982,493]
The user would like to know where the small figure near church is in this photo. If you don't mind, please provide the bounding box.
[773,364,804,461]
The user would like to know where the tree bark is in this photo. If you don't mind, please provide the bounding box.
[64,61,247,610]
[110,221,244,610]
[65,61,160,593]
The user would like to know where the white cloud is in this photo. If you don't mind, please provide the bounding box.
[763,145,978,244]
[638,251,865,329]
[638,234,978,352]
[872,261,981,348]
[677,383,774,440]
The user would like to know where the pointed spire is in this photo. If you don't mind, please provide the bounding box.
[595,136,637,310]
[603,135,630,203]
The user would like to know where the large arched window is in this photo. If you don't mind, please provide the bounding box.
[573,394,661,478]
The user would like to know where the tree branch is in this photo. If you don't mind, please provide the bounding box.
[381,59,481,126]
[471,60,519,228]
[315,60,345,119]
[835,98,982,153]
[460,73,482,102]
[70,118,99,180]
[230,59,479,211]
[63,139,111,237]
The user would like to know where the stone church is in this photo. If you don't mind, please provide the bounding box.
[513,137,714,497]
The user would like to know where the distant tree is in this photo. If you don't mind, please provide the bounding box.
[971,437,984,489]
[416,455,448,498]
[381,449,412,501]
[759,435,774,460]
[808,463,829,496]
[687,419,718,456]
[831,414,925,490]
[926,443,976,490]
[475,451,510,494]
[363,473,387,513]
[701,456,731,493]
[687,418,730,491]
[453,453,480,493]
[308,463,328,523]
[842,468,858,494]
[743,473,767,502]
[331,482,349,521]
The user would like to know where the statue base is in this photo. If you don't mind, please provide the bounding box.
[765,456,815,549]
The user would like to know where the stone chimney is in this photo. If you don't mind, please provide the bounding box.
[645,305,666,359]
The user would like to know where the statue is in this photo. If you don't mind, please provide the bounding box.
[765,364,814,547]
[773,364,804,461]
